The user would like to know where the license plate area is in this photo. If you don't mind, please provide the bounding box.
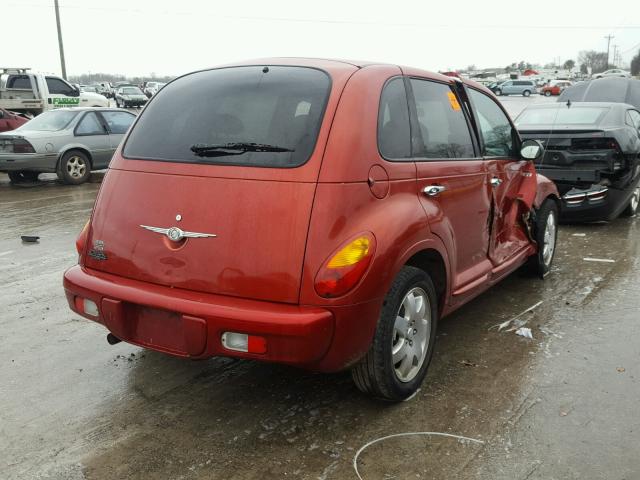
[101,298,207,357]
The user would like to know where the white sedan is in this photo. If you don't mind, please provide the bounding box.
[594,69,631,79]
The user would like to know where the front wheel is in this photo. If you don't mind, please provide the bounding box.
[544,90,552,97]
[495,89,502,96]
[523,90,531,97]
[622,185,640,217]
[351,266,438,401]
[529,199,559,278]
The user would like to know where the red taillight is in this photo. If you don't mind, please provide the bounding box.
[13,138,35,154]
[76,220,90,260]
[314,233,376,298]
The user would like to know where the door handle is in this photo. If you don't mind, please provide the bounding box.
[422,185,446,197]
[491,177,503,187]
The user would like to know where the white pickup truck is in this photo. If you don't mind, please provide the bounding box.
[0,68,109,116]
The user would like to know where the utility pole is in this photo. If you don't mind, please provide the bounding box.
[612,45,619,67]
[604,34,614,69]
[54,0,67,80]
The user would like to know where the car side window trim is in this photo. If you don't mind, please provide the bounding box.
[74,112,108,137]
[406,77,481,162]
[466,87,520,159]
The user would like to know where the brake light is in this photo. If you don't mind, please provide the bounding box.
[13,138,35,153]
[76,220,90,260]
[314,234,376,298]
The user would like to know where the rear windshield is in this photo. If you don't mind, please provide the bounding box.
[123,66,331,168]
[516,106,609,126]
[17,110,78,131]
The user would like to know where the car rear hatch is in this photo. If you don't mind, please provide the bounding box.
[517,105,623,183]
[83,63,356,304]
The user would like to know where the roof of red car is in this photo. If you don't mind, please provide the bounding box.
[216,58,495,96]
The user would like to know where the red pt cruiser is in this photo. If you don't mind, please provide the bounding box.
[64,59,560,401]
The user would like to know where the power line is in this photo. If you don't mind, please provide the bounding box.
[6,3,640,29]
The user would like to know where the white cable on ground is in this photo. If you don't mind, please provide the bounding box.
[353,431,485,480]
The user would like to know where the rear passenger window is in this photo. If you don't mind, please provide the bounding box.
[378,78,411,159]
[75,112,105,136]
[409,79,475,159]
[468,89,514,157]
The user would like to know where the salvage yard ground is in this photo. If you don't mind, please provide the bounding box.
[1,96,639,479]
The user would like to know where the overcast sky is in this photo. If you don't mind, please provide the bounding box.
[5,0,640,78]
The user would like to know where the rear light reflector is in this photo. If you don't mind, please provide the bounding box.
[221,332,267,354]
[12,138,36,154]
[75,296,99,317]
[315,233,376,298]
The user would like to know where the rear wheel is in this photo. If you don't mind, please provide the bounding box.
[8,171,40,183]
[529,199,558,278]
[622,186,640,217]
[544,90,552,97]
[351,266,438,402]
[57,150,91,185]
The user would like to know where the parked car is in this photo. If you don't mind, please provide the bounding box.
[143,82,166,98]
[81,85,98,93]
[495,80,538,97]
[0,67,109,116]
[0,107,136,184]
[594,69,631,79]
[516,102,640,221]
[558,77,640,109]
[63,58,560,401]
[540,80,573,97]
[115,86,148,108]
[0,108,28,133]
[487,80,506,93]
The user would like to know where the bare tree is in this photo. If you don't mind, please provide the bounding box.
[578,51,608,74]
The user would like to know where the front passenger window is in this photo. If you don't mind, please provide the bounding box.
[469,89,514,157]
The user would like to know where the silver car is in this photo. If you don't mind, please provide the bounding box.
[495,80,538,97]
[0,107,136,184]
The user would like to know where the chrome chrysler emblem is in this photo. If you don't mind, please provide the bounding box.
[140,224,216,242]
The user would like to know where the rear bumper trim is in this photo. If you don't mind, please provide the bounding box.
[63,265,335,366]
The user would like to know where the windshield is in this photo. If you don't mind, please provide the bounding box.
[516,106,609,126]
[123,66,331,167]
[122,87,143,95]
[17,110,78,131]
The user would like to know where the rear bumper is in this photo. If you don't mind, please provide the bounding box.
[63,265,375,371]
[559,184,634,221]
[0,153,57,172]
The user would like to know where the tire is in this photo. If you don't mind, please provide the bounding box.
[495,89,502,96]
[622,185,640,217]
[56,150,91,185]
[544,90,552,97]
[523,90,531,97]
[528,199,559,278]
[8,171,39,183]
[351,266,439,402]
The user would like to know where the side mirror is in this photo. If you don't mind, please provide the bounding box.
[520,139,544,160]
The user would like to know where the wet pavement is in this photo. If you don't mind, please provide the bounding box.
[2,94,639,480]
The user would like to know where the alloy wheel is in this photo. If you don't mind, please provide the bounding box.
[66,155,86,179]
[542,211,556,266]
[391,287,431,382]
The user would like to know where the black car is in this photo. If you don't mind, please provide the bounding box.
[114,86,148,108]
[559,77,640,108]
[516,102,640,221]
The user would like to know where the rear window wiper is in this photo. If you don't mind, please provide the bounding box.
[190,142,295,157]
